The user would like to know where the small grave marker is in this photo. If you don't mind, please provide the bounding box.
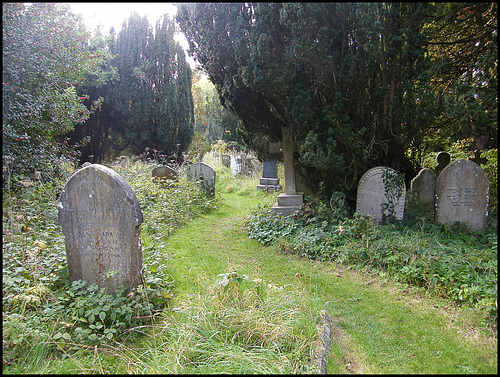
[356,166,406,223]
[435,158,490,230]
[58,164,144,293]
[152,165,178,185]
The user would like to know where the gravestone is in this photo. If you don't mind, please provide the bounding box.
[152,165,178,185]
[410,168,436,210]
[356,166,406,224]
[58,164,143,293]
[257,159,282,191]
[187,162,216,195]
[435,151,451,176]
[270,127,304,215]
[231,154,242,176]
[222,154,231,168]
[435,158,489,230]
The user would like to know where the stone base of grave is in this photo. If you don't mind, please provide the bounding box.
[272,192,304,215]
[257,177,282,191]
[257,184,282,191]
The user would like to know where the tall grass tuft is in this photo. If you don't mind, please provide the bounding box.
[132,270,320,374]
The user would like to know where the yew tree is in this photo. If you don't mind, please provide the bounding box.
[177,3,439,205]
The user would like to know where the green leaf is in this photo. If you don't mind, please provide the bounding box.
[99,311,106,321]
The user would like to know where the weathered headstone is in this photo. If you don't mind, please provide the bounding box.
[58,164,143,293]
[356,166,406,224]
[410,168,436,210]
[435,151,451,176]
[222,154,231,168]
[435,158,489,230]
[152,165,178,185]
[270,127,304,215]
[257,159,282,191]
[186,162,216,194]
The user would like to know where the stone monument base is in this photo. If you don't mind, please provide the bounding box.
[257,177,282,191]
[272,192,304,215]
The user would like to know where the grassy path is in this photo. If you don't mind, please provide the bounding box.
[163,189,497,374]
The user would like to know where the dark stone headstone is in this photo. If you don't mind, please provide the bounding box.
[435,151,451,176]
[58,164,143,293]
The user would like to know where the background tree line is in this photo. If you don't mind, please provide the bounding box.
[177,2,497,207]
[3,3,196,187]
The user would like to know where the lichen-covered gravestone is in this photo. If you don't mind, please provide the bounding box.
[435,159,490,230]
[410,168,436,210]
[58,164,144,293]
[186,162,216,195]
[356,167,406,224]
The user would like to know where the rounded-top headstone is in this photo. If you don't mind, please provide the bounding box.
[152,165,178,182]
[187,162,216,188]
[410,168,436,210]
[356,166,406,224]
[58,164,143,293]
[435,158,490,230]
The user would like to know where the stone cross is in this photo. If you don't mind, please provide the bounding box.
[269,127,304,215]
[269,127,299,195]
[468,150,487,166]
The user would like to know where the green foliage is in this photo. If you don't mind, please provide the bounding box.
[245,197,498,323]
[2,3,103,181]
[178,3,497,209]
[100,12,194,161]
[2,157,220,365]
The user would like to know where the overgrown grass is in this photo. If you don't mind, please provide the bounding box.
[3,152,497,373]
[244,190,498,324]
[2,155,222,370]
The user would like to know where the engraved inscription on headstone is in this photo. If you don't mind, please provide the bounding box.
[356,166,406,224]
[58,164,144,293]
[410,168,436,210]
[435,159,489,230]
